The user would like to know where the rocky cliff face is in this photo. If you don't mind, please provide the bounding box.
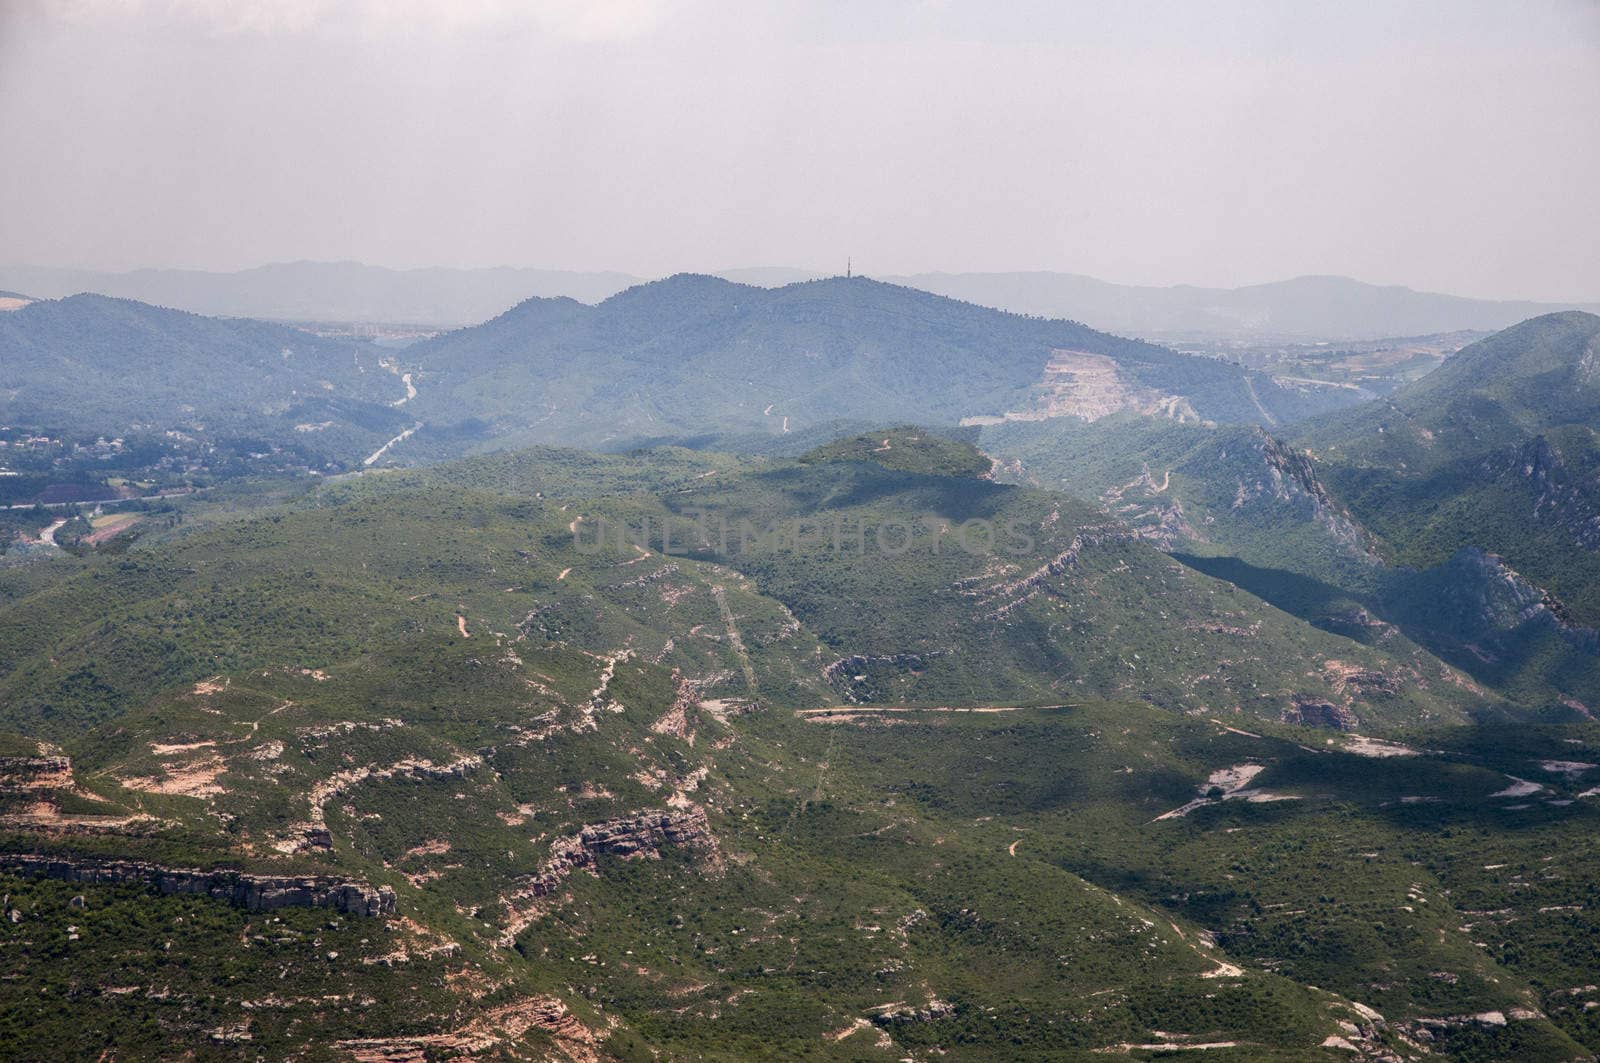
[0,755,74,791]
[0,854,395,916]
[1495,434,1600,552]
[1281,696,1360,731]
[1395,547,1600,654]
[499,807,717,943]
[527,808,717,897]
[1250,432,1381,559]
[337,994,602,1062]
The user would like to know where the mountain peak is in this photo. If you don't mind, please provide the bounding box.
[1305,310,1600,473]
[798,426,991,478]
[1418,309,1600,390]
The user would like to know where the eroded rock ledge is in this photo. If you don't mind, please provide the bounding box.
[532,808,717,897]
[500,807,717,943]
[0,756,74,790]
[0,853,396,916]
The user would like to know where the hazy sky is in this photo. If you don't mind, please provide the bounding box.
[2,0,1597,300]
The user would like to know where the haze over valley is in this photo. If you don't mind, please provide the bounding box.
[5,261,1595,340]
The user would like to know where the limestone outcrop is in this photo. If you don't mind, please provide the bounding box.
[0,755,74,791]
[499,807,716,943]
[0,853,396,916]
[1282,696,1360,731]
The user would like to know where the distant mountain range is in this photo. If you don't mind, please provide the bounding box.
[8,279,1599,686]
[398,274,1356,453]
[881,272,1600,341]
[3,261,1593,339]
[0,261,638,327]
[0,293,411,465]
[0,275,1357,472]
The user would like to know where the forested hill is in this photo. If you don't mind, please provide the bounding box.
[1297,311,1600,629]
[1303,310,1600,470]
[0,293,413,464]
[402,273,1353,451]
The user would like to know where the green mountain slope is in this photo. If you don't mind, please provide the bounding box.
[972,315,1600,712]
[1298,318,1600,614]
[9,682,1491,1060]
[3,651,1596,1058]
[398,274,1355,455]
[7,437,1598,1059]
[0,293,414,466]
[982,416,1384,596]
[0,437,1485,742]
[1304,311,1600,473]
[1301,312,1600,634]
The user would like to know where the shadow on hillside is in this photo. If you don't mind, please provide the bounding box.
[1172,553,1589,722]
[1169,553,1377,639]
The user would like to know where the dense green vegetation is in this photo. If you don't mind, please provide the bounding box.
[973,314,1600,714]
[399,274,1350,455]
[4,283,1600,1058]
[0,439,1484,741]
[3,432,1574,1059]
[0,293,412,469]
[799,426,992,478]
[1296,314,1600,610]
